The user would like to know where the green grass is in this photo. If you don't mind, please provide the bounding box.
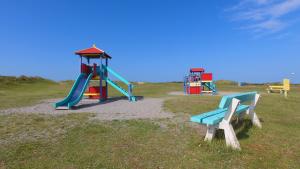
[0,76,73,110]
[0,76,300,168]
[164,87,300,168]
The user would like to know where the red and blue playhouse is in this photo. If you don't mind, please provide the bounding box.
[183,68,217,95]
[54,45,136,109]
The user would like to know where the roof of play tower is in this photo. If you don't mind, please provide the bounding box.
[75,44,111,59]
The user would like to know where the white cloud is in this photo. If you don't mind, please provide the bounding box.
[228,0,300,37]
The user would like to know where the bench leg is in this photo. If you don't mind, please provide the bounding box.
[204,125,216,141]
[220,122,241,150]
[284,90,288,98]
[249,94,262,128]
[249,111,262,128]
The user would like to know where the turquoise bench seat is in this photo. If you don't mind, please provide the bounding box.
[191,105,249,125]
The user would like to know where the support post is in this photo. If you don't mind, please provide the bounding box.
[219,98,241,150]
[80,56,82,73]
[204,125,216,141]
[105,58,108,100]
[284,90,288,98]
[249,94,262,128]
[99,58,103,102]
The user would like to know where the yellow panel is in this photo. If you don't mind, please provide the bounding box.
[283,79,290,91]
[189,82,201,86]
[84,93,100,96]
[269,86,284,89]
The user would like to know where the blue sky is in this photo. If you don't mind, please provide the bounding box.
[0,0,299,83]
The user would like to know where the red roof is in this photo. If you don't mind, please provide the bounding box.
[190,68,205,73]
[75,45,111,58]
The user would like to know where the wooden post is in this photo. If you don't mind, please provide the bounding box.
[99,57,103,102]
[105,57,108,100]
[80,56,82,73]
[284,90,288,98]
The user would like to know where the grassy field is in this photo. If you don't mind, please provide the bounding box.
[0,76,73,110]
[0,76,299,168]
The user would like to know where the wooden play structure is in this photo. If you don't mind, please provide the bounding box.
[54,45,135,110]
[190,92,262,150]
[183,68,217,95]
[267,79,290,97]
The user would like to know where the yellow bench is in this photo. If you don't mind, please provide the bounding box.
[267,79,290,97]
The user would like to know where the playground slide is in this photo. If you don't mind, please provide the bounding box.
[101,65,136,101]
[54,73,93,109]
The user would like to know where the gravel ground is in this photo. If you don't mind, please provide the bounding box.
[0,97,174,120]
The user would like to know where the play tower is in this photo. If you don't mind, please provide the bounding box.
[54,45,135,109]
[183,68,217,95]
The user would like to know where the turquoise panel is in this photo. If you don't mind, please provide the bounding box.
[190,108,226,123]
[218,92,257,109]
[191,104,250,125]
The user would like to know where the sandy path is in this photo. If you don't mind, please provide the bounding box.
[0,98,174,120]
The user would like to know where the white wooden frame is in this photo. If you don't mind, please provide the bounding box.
[204,94,262,150]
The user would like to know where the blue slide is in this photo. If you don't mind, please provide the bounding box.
[54,73,93,109]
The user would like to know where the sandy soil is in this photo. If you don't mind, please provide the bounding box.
[0,97,174,121]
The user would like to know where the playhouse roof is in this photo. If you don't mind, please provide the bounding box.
[75,45,111,59]
[190,68,205,73]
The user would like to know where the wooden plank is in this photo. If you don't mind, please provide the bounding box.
[201,91,213,93]
[191,105,249,125]
[84,93,100,96]
[190,108,226,123]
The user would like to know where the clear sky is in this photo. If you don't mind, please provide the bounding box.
[0,0,299,83]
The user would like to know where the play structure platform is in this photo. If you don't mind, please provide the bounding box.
[54,45,135,110]
[267,79,290,97]
[183,68,217,95]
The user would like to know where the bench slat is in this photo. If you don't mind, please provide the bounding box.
[202,105,249,125]
[190,108,226,123]
[191,105,249,125]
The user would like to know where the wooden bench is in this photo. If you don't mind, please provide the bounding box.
[267,79,290,97]
[190,92,262,150]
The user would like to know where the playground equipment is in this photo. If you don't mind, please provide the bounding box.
[267,79,290,97]
[183,68,217,95]
[54,45,135,110]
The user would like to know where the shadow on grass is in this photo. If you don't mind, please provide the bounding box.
[214,119,254,140]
